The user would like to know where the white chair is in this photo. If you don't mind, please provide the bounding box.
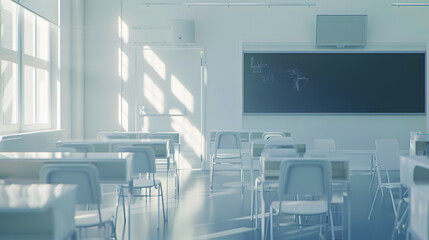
[268,159,335,240]
[147,134,179,193]
[43,147,77,152]
[262,132,285,140]
[60,143,95,152]
[210,132,243,189]
[116,147,166,230]
[251,148,298,228]
[368,139,401,220]
[392,155,412,236]
[40,164,116,239]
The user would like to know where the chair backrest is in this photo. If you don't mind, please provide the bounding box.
[43,147,77,152]
[313,139,337,153]
[40,164,102,205]
[147,134,175,154]
[260,149,298,181]
[103,134,130,140]
[262,132,285,140]
[117,146,156,175]
[278,159,332,203]
[215,132,241,150]
[60,143,95,153]
[375,139,400,171]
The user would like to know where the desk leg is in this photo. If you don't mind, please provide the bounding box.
[128,182,132,240]
[166,157,169,221]
[261,181,265,240]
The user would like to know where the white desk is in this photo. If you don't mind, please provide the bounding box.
[57,139,171,160]
[0,152,133,240]
[0,184,76,240]
[400,155,429,187]
[57,138,174,221]
[409,185,429,240]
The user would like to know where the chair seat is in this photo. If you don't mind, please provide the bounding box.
[75,208,115,227]
[214,154,242,160]
[380,182,401,189]
[271,200,328,215]
[133,178,162,188]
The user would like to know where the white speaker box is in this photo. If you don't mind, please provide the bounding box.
[171,19,195,43]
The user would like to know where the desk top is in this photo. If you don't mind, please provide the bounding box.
[0,152,131,161]
[0,184,75,212]
[58,138,170,144]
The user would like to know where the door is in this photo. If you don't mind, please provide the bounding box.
[135,46,204,169]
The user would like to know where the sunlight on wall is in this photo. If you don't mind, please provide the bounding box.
[171,116,202,168]
[143,47,166,80]
[56,79,60,128]
[118,93,128,131]
[143,73,164,114]
[121,50,129,82]
[139,116,150,132]
[171,74,194,113]
[117,16,129,44]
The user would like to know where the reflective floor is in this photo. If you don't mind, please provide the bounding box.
[111,170,405,240]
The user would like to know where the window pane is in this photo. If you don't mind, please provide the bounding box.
[23,9,35,56]
[36,68,49,124]
[23,65,35,124]
[36,16,49,61]
[1,60,18,124]
[0,0,17,51]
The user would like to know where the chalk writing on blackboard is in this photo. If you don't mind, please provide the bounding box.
[288,68,309,91]
[251,57,267,73]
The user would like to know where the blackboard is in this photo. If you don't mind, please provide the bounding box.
[243,52,426,114]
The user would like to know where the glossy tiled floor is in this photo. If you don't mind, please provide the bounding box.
[113,170,405,240]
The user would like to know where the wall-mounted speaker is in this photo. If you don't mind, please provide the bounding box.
[171,19,195,43]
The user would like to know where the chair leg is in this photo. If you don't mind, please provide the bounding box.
[329,209,335,240]
[270,206,274,240]
[160,186,166,221]
[389,188,398,218]
[251,181,254,222]
[240,163,244,189]
[122,188,126,226]
[368,187,380,220]
[175,166,179,195]
[114,187,121,227]
[370,170,375,189]
[110,219,117,240]
[255,180,259,229]
[157,187,160,230]
[397,205,409,233]
[210,156,214,189]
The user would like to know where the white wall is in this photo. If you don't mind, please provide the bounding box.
[60,0,84,139]
[83,0,429,162]
[84,0,122,138]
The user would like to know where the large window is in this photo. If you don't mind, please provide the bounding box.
[0,0,58,134]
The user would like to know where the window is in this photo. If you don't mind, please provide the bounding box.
[0,0,59,134]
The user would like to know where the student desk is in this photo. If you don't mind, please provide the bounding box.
[0,152,133,240]
[0,184,76,240]
[57,138,174,220]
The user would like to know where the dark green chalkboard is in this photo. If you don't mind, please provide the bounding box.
[243,52,426,114]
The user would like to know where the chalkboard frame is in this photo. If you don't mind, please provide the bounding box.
[242,51,427,115]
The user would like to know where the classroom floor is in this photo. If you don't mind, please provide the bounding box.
[111,169,405,240]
